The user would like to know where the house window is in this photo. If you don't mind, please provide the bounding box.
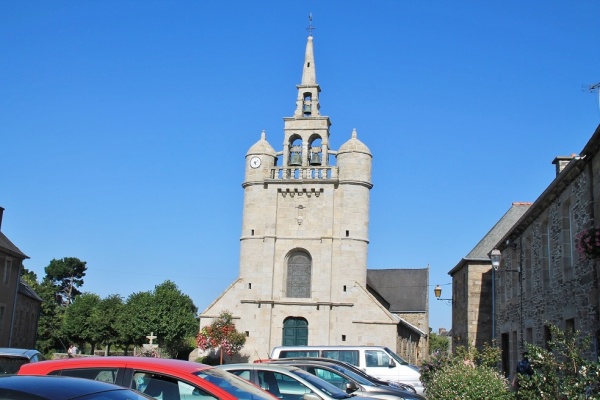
[3,258,11,285]
[542,220,551,288]
[563,202,574,280]
[524,235,532,295]
[286,251,312,298]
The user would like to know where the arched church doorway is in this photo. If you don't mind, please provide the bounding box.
[282,317,308,346]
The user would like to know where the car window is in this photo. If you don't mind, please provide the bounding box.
[131,372,181,400]
[54,368,119,384]
[259,370,311,398]
[365,350,390,368]
[0,357,28,374]
[196,368,275,400]
[321,350,359,367]
[280,350,319,358]
[310,367,349,390]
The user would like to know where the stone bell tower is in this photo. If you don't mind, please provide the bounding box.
[200,26,398,361]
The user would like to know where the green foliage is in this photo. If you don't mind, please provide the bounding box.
[196,355,220,366]
[44,257,87,305]
[33,279,67,354]
[516,324,600,399]
[426,362,514,400]
[422,344,512,399]
[20,267,38,287]
[95,294,124,354]
[152,281,198,358]
[62,293,101,353]
[429,332,450,354]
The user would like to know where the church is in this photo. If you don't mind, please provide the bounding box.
[199,28,428,365]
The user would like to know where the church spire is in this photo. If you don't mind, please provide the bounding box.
[294,15,321,118]
[301,15,317,85]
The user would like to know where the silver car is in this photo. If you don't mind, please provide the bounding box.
[0,347,44,374]
[217,363,381,400]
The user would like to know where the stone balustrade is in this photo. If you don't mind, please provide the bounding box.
[269,166,338,180]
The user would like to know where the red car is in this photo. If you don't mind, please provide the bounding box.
[18,356,276,400]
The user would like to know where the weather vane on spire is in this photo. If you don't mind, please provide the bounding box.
[307,13,315,36]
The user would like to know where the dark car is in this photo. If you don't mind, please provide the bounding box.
[266,359,425,400]
[266,357,417,394]
[0,374,152,400]
[0,348,44,374]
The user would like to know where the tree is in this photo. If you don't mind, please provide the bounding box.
[95,294,124,355]
[118,281,198,358]
[196,310,246,364]
[34,279,67,354]
[429,331,449,354]
[118,291,157,353]
[44,257,87,305]
[62,293,101,353]
[152,281,198,358]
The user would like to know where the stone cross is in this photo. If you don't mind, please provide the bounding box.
[146,332,157,345]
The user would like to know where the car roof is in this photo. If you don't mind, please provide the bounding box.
[217,363,303,373]
[0,348,40,358]
[0,374,136,398]
[19,356,211,374]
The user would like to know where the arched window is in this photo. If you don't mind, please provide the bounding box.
[286,251,312,298]
[283,317,308,346]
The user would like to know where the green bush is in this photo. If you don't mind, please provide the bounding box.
[516,324,600,399]
[426,362,513,400]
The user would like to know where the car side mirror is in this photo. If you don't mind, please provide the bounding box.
[345,382,359,393]
[389,359,396,368]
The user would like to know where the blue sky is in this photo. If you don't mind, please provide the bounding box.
[2,1,599,334]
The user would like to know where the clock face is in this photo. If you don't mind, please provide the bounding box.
[250,156,261,169]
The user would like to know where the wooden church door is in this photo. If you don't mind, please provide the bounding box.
[283,318,308,346]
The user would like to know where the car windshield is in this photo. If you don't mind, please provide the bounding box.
[383,347,409,366]
[0,357,28,375]
[195,367,275,400]
[289,369,352,399]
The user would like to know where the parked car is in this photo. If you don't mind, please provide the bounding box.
[266,359,425,400]
[0,347,44,374]
[0,374,152,400]
[19,356,276,400]
[264,357,417,394]
[270,346,423,395]
[218,362,382,400]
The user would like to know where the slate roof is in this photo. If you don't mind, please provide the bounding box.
[19,279,42,302]
[448,202,531,275]
[366,267,428,313]
[0,231,28,259]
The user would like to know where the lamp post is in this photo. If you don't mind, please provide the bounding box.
[489,247,524,350]
[434,284,453,304]
[489,249,501,343]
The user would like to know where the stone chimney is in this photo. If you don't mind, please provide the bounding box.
[552,154,577,177]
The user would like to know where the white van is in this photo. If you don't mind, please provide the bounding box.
[269,345,423,395]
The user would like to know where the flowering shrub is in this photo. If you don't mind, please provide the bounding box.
[577,226,600,260]
[196,310,246,364]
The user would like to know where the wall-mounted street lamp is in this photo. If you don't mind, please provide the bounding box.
[489,246,524,351]
[434,284,452,305]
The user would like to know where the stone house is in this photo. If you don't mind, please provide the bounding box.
[492,123,600,376]
[199,31,429,368]
[0,207,41,348]
[448,203,530,351]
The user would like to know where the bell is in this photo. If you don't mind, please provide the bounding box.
[289,153,302,166]
[303,104,312,114]
[309,153,321,165]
